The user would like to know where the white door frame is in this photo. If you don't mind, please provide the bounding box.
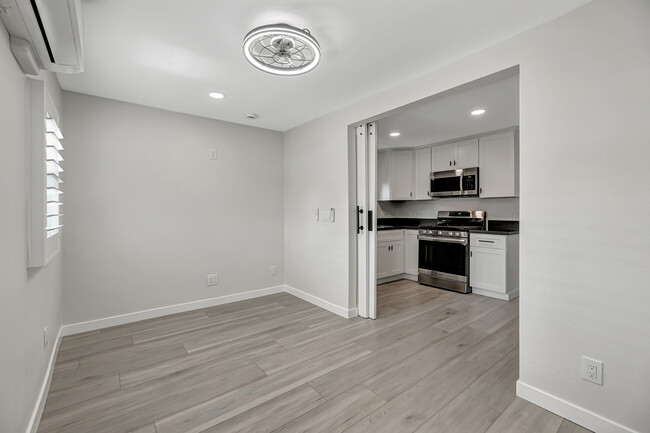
[356,123,377,319]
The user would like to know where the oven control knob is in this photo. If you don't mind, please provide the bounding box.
[456,232,460,236]
[438,231,442,235]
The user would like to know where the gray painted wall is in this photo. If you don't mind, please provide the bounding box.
[61,92,284,323]
[283,1,650,431]
[0,27,64,433]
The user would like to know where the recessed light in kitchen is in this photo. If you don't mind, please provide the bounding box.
[209,92,225,99]
[389,131,401,137]
[471,109,486,116]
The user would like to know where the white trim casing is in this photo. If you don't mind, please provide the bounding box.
[61,285,286,336]
[516,381,640,433]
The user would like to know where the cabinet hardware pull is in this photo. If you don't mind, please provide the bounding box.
[449,161,451,166]
[478,240,494,243]
[454,160,456,166]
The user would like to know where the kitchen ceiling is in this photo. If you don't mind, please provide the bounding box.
[377,73,519,149]
[58,0,591,131]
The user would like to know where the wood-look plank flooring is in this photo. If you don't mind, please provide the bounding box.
[38,280,593,433]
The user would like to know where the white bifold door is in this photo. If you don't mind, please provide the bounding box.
[356,123,377,319]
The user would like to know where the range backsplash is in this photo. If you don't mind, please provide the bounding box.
[378,197,519,221]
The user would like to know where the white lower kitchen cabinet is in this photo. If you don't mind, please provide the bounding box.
[403,229,419,276]
[470,233,519,300]
[377,230,404,279]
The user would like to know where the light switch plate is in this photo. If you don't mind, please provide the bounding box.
[209,149,217,160]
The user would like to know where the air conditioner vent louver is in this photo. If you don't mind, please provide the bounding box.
[0,0,84,74]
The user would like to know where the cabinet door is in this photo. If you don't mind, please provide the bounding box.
[377,241,403,278]
[470,247,506,293]
[390,150,414,200]
[403,230,419,275]
[479,131,518,198]
[432,143,455,172]
[389,240,404,275]
[454,138,479,169]
[377,151,390,201]
[414,147,432,200]
[377,242,392,278]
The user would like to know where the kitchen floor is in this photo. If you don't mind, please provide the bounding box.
[38,282,591,433]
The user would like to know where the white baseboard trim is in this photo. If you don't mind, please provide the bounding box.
[61,285,286,336]
[26,325,63,433]
[472,287,519,301]
[377,273,418,285]
[517,381,639,433]
[284,285,358,319]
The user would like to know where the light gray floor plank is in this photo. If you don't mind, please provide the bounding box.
[557,419,594,433]
[495,397,564,433]
[38,280,582,433]
[272,385,385,433]
[199,384,325,433]
[154,343,371,433]
[413,393,502,433]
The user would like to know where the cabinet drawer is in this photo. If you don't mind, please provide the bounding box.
[470,233,505,249]
[378,230,404,242]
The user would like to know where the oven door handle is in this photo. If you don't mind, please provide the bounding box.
[417,235,467,245]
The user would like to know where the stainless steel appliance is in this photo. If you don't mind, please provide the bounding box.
[429,167,479,198]
[418,210,486,293]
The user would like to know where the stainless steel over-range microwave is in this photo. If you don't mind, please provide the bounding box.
[429,167,479,198]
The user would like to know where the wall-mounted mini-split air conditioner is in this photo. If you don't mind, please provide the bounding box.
[0,0,84,75]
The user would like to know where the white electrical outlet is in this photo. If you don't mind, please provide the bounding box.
[582,356,603,385]
[43,327,48,349]
[270,265,278,276]
[206,273,219,286]
[209,149,217,160]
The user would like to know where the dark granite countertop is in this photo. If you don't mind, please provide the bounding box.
[377,218,437,231]
[378,218,519,234]
[470,220,519,235]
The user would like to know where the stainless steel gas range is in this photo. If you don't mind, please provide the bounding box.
[418,211,486,293]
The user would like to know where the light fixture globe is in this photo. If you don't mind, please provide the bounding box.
[243,24,321,76]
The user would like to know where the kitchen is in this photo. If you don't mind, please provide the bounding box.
[372,72,519,316]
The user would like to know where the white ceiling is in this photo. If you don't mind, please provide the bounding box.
[377,73,519,149]
[58,0,591,131]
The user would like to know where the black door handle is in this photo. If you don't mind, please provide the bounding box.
[368,210,373,231]
[357,206,364,233]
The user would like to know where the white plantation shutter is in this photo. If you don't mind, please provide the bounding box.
[45,117,64,237]
[27,78,64,267]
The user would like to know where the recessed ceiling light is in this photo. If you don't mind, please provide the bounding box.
[471,109,486,116]
[389,131,401,137]
[209,92,225,99]
[243,24,321,76]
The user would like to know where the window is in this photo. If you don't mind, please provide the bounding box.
[27,78,64,267]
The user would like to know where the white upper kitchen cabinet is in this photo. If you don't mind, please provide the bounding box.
[479,128,519,198]
[431,138,478,172]
[377,149,414,200]
[414,147,432,200]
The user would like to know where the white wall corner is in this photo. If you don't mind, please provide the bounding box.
[283,285,358,319]
[26,325,63,433]
[516,381,640,433]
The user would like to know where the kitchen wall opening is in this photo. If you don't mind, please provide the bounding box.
[352,66,520,319]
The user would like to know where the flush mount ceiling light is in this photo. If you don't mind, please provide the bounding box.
[243,24,321,76]
[209,92,225,99]
[389,131,401,137]
[471,109,486,116]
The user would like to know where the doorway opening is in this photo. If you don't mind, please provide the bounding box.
[352,66,520,319]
